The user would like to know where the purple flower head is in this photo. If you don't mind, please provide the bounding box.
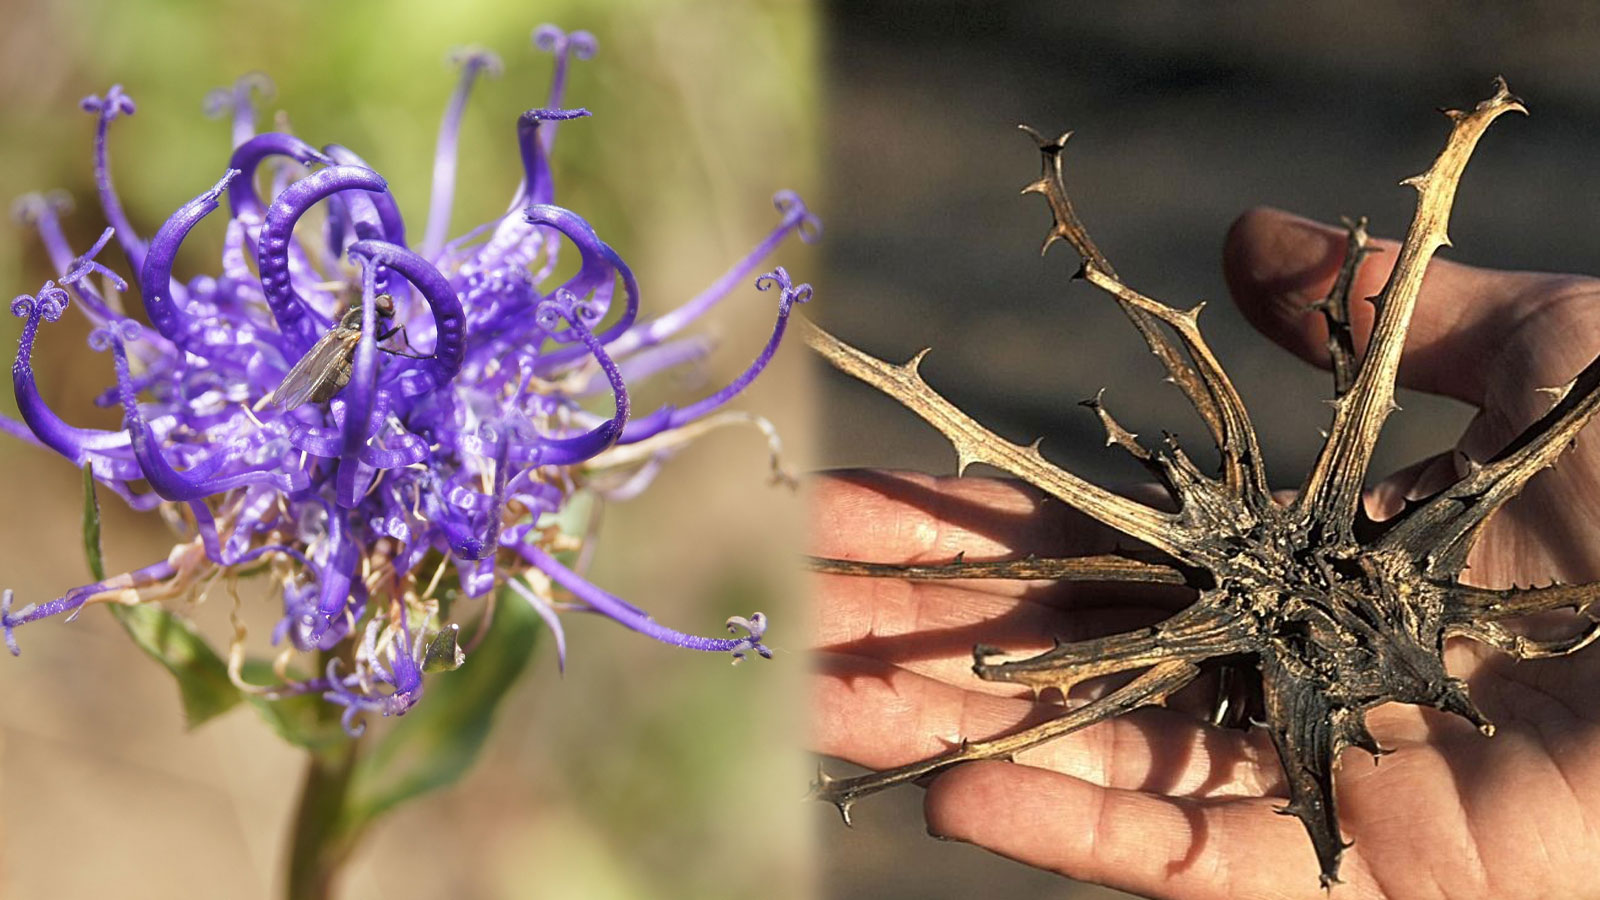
[4,24,817,735]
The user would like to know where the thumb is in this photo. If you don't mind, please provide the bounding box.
[1222,206,1584,406]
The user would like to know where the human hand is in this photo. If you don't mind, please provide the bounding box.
[812,206,1600,898]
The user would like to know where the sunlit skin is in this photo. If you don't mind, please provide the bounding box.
[812,206,1600,898]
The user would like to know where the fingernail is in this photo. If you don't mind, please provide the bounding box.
[1225,207,1343,303]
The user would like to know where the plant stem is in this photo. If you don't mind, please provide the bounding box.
[284,657,363,900]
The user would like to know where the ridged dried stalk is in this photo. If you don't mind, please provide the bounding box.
[807,79,1600,888]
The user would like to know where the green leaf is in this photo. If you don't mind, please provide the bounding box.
[341,590,540,830]
[84,463,243,728]
[422,623,465,673]
[80,465,104,582]
[110,603,243,727]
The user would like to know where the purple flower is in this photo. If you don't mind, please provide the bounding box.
[3,25,816,733]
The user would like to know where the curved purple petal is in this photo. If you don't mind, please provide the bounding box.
[141,169,240,350]
[257,165,389,351]
[621,267,811,443]
[422,48,504,260]
[346,239,465,396]
[226,133,332,221]
[81,85,148,272]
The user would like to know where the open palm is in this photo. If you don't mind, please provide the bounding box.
[812,208,1600,898]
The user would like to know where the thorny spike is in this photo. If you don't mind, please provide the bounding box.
[812,661,1200,822]
[1441,578,1600,624]
[802,320,1195,562]
[1446,616,1600,659]
[809,551,1190,584]
[1312,216,1375,397]
[1079,389,1190,499]
[811,79,1600,888]
[1380,349,1600,577]
[972,601,1249,697]
[1297,78,1526,543]
[1336,708,1389,762]
[1078,266,1271,510]
[1081,389,1146,455]
[1020,122,1270,505]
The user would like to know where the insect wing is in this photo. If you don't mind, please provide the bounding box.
[270,330,359,410]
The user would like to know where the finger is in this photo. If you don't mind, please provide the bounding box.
[810,468,1167,563]
[1367,450,1461,522]
[814,652,1283,799]
[1222,206,1592,406]
[924,762,1379,899]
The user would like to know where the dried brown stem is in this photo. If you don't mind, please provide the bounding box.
[808,552,1191,585]
[1441,578,1600,621]
[1261,659,1350,889]
[813,659,1199,824]
[1297,79,1527,542]
[804,320,1195,561]
[1381,350,1600,576]
[1080,267,1272,508]
[1313,216,1374,397]
[1081,390,1175,492]
[1446,618,1600,659]
[1023,127,1271,507]
[974,599,1249,696]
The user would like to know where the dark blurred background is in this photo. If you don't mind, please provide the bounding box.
[816,2,1600,897]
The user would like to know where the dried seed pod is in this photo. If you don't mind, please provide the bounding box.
[809,78,1600,888]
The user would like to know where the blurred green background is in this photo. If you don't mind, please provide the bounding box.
[0,1,815,898]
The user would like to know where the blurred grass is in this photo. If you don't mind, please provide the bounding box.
[0,1,816,898]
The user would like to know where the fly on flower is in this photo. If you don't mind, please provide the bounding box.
[267,294,421,410]
[1,25,817,734]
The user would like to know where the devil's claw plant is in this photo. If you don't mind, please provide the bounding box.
[808,79,1600,887]
[3,23,813,893]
